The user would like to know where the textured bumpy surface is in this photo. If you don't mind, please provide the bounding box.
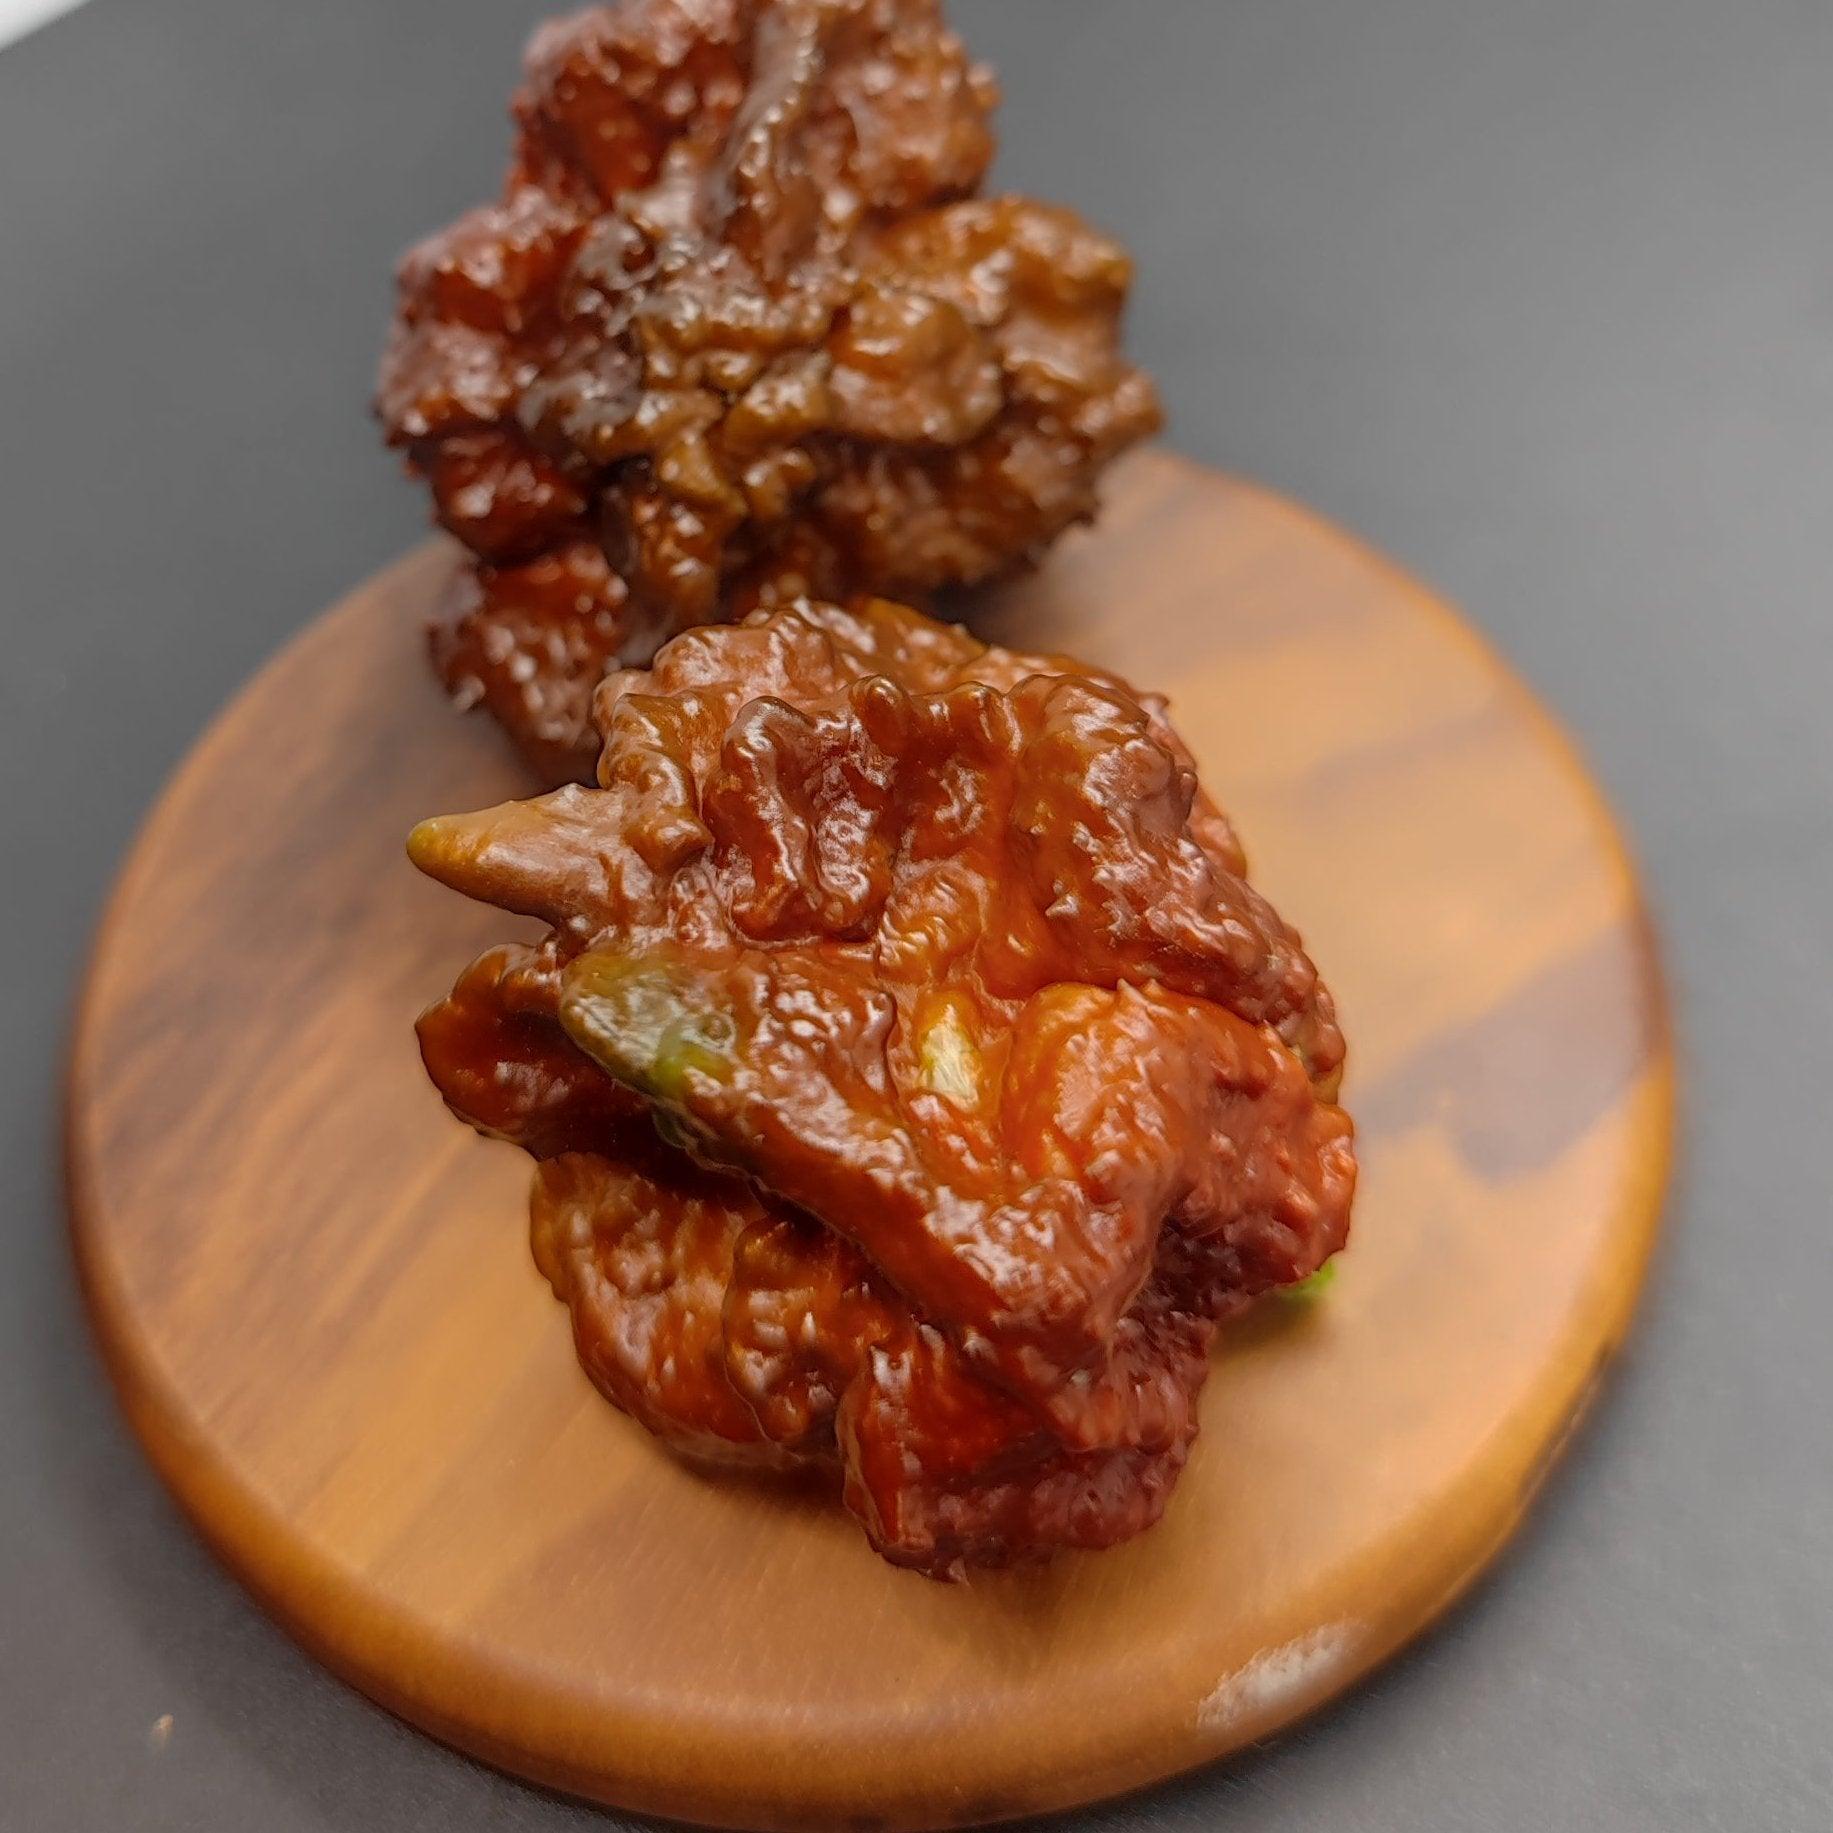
[378,0,1160,780]
[410,597,1355,1574]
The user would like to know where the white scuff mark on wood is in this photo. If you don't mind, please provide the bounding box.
[1197,1624,1358,1733]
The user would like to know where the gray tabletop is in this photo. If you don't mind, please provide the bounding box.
[3,1,1829,1828]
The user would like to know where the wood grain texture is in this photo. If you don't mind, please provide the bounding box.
[65,449,1673,1831]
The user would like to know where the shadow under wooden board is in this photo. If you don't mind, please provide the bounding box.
[66,448,1673,1831]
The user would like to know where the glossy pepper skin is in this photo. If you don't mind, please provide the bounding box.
[410,597,1355,1577]
[378,0,1161,781]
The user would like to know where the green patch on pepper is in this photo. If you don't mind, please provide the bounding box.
[1278,1258,1339,1305]
[561,951,738,1104]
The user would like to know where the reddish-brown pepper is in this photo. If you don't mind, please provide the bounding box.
[379,0,1160,780]
[410,598,1354,1575]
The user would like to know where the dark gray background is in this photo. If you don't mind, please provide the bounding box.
[2,1,1827,1828]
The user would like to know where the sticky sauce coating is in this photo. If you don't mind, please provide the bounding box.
[378,0,1160,780]
[411,598,1355,1576]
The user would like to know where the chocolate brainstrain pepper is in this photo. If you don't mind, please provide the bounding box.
[379,0,1161,781]
[409,598,1355,1576]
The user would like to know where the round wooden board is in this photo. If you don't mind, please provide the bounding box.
[67,449,1672,1831]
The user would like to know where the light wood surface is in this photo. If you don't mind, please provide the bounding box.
[65,449,1673,1831]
